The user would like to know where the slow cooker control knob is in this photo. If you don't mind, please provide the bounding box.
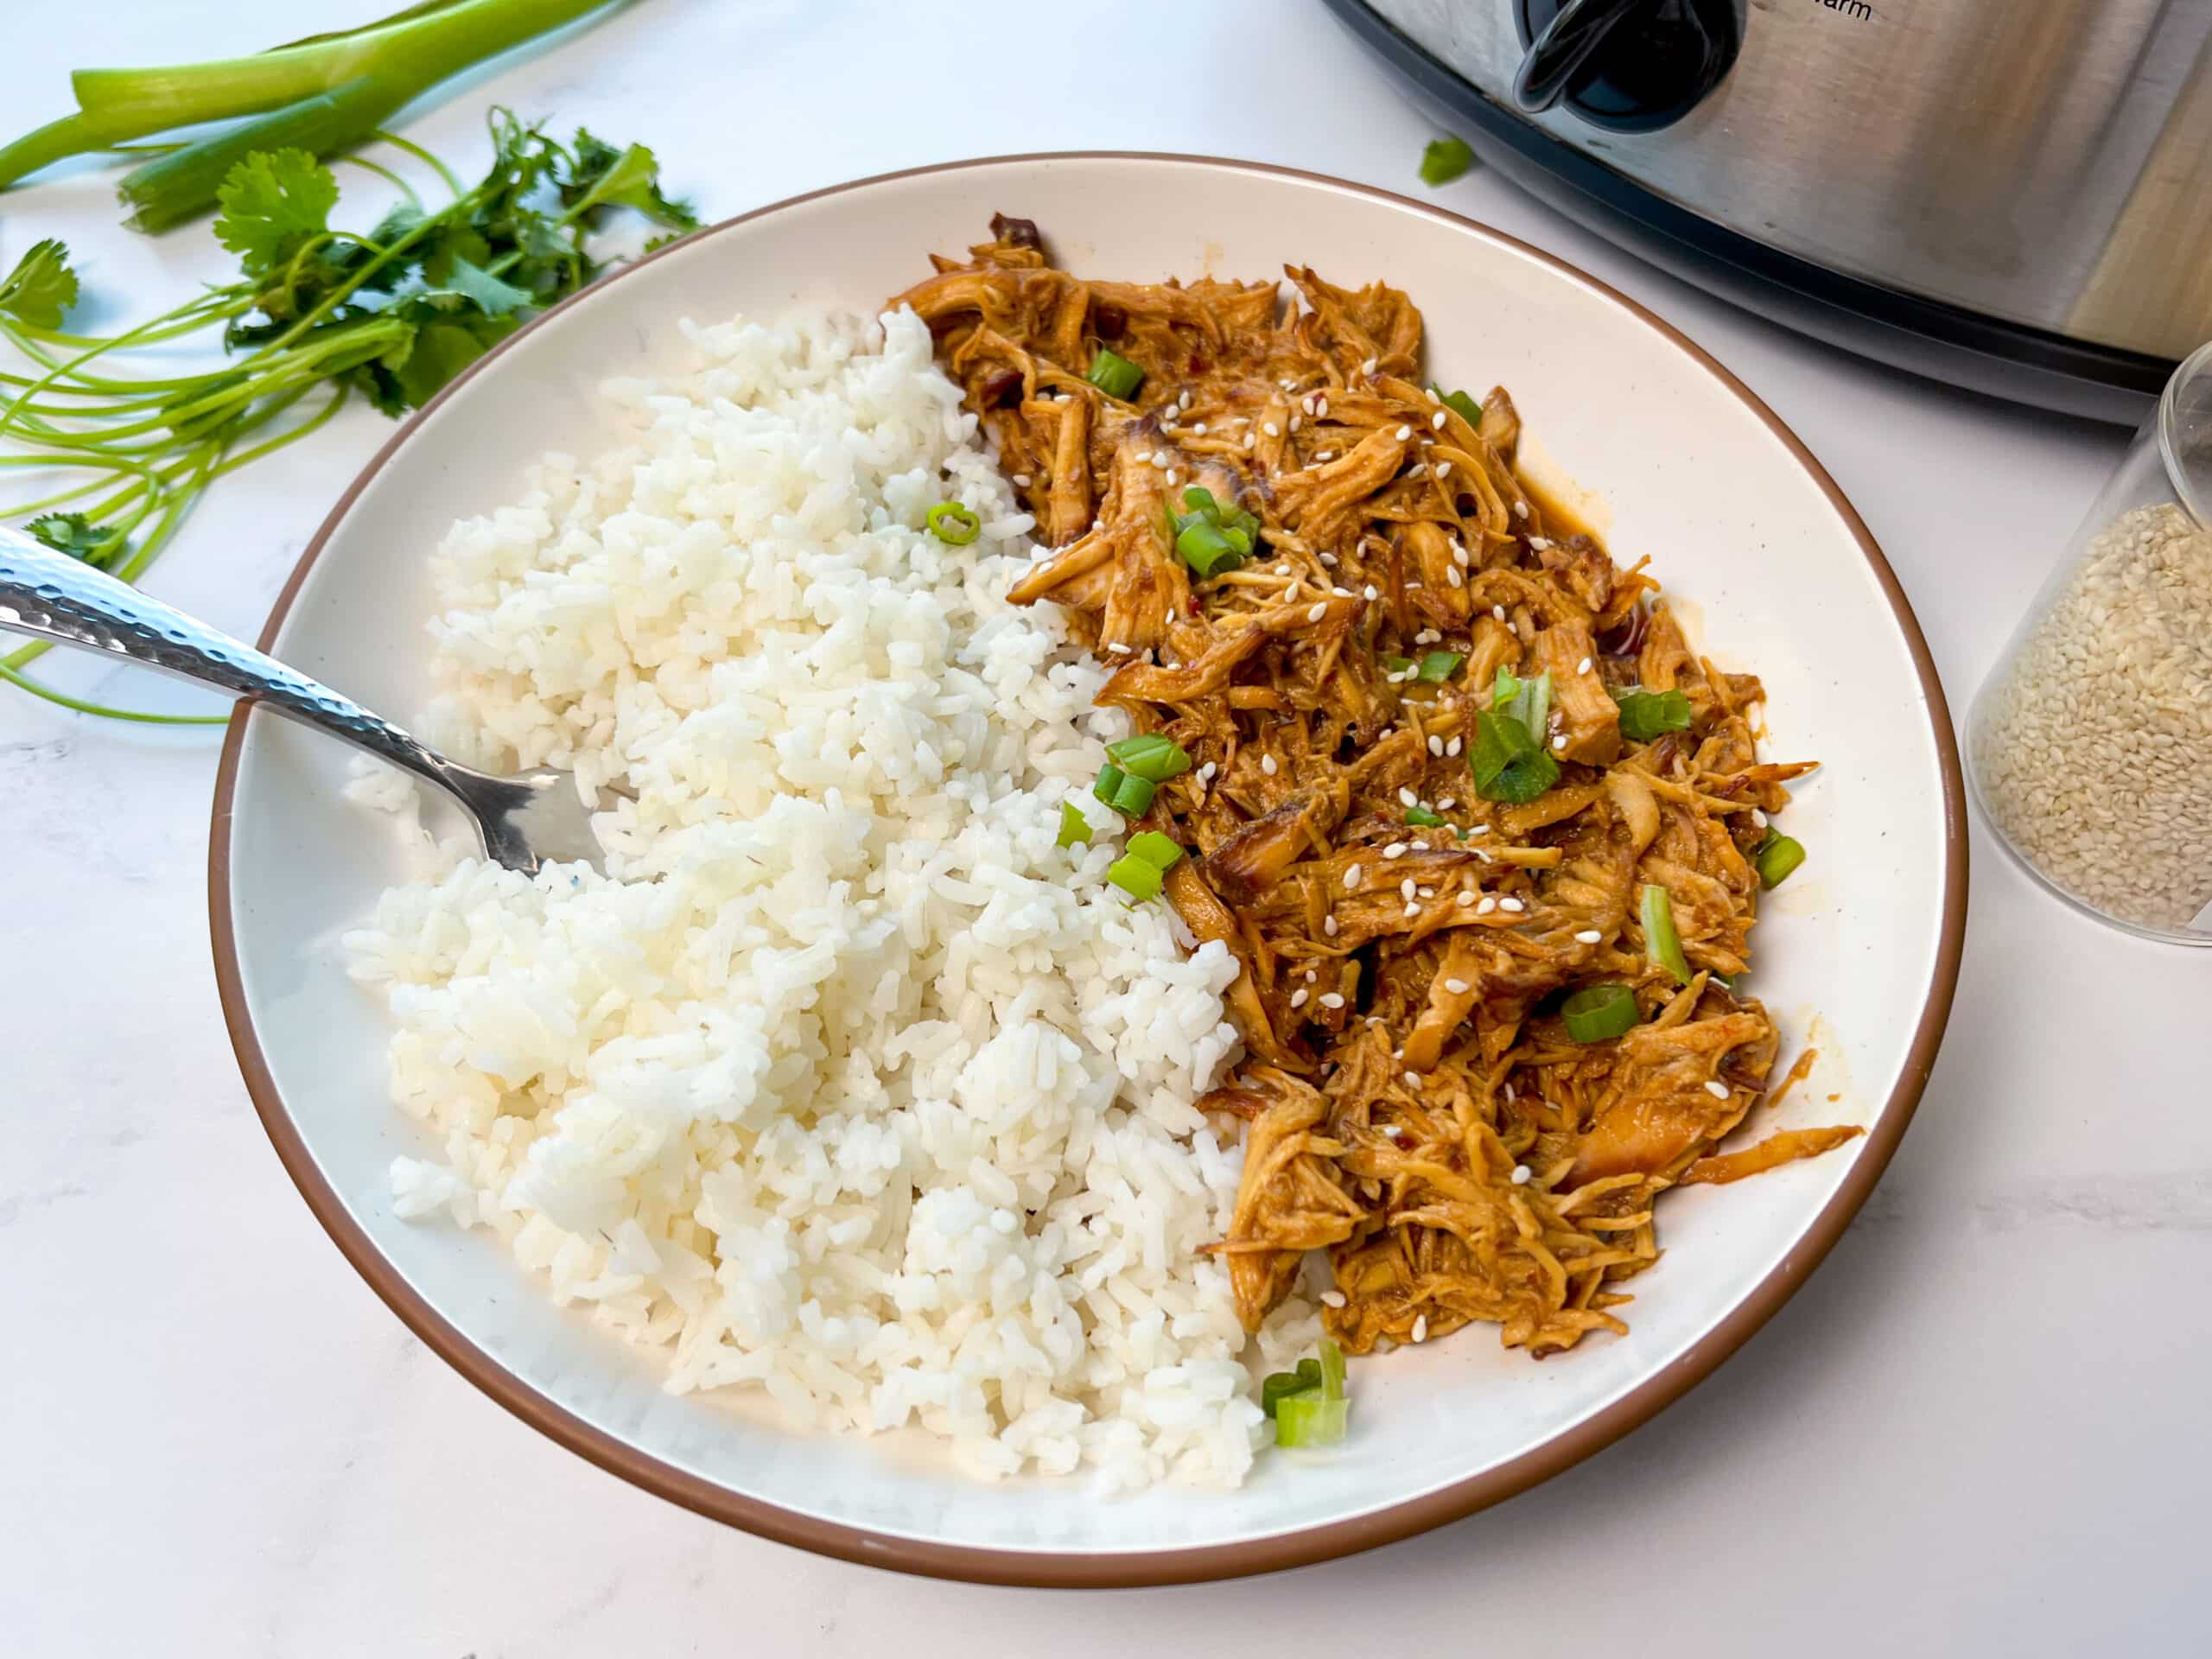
[1513,0,1740,133]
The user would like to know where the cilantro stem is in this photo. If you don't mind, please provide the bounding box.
[0,661,229,725]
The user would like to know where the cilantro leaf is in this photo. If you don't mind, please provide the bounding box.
[26,512,125,567]
[213,150,340,276]
[563,129,698,230]
[0,240,81,330]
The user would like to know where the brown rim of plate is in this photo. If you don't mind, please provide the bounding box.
[207,151,1967,1589]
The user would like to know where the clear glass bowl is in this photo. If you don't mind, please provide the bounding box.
[1968,340,2212,944]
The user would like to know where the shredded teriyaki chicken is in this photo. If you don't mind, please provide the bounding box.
[892,218,1863,1359]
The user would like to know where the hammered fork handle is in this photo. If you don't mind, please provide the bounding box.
[0,524,463,795]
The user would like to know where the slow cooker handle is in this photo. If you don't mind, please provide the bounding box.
[1513,0,1649,114]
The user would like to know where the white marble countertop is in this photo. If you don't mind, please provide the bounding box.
[4,2,2204,1653]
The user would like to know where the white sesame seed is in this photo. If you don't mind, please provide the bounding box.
[1383,842,1408,859]
[1412,1314,1429,1343]
[1398,787,1419,807]
[1323,915,1338,937]
[1528,535,1552,550]
[1401,876,1417,900]
[1319,991,1345,1009]
[1382,1123,1403,1140]
[1320,552,1338,566]
[1179,389,1192,410]
[1363,584,1379,601]
[1011,473,1032,487]
[1396,425,1413,440]
[1514,499,1529,518]
[1316,397,1329,418]
[1438,795,1456,808]
[1500,896,1525,912]
[1446,567,1464,588]
[1362,357,1377,373]
[1478,896,1497,914]
[1280,378,1297,391]
[1403,1071,1421,1087]
[1107,642,1133,654]
[1551,734,1567,751]
[1333,585,1354,598]
[1404,901,1421,917]
[1436,461,1453,480]
[1443,977,1470,995]
[1284,582,1303,601]
[1290,415,1302,432]
[1290,988,1309,1009]
[1192,423,1207,435]
[1577,657,1592,675]
[1457,892,1476,908]
[1262,421,1281,437]
[1418,886,1436,899]
[1407,462,1427,480]
[1511,1165,1532,1185]
[1575,930,1604,944]
[1274,562,1291,574]
[1416,629,1440,645]
[1135,450,1154,463]
[1261,753,1279,775]
[1344,865,1363,891]
[1198,760,1217,781]
[1150,451,1171,470]
[1464,821,1485,834]
[1706,1080,1732,1100]
[1752,808,1769,827]
[1306,601,1328,623]
[1451,542,1470,567]
[1166,471,1180,486]
[1427,735,1444,756]
[1243,433,1256,450]
[1320,1289,1347,1308]
[1446,738,1462,758]
[1492,605,1507,622]
[1432,410,1446,429]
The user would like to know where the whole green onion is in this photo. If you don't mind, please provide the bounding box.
[1753,829,1806,888]
[1106,733,1192,782]
[1106,853,1164,903]
[1086,347,1142,399]
[925,501,981,545]
[1640,883,1692,986]
[1056,801,1092,848]
[1561,983,1638,1042]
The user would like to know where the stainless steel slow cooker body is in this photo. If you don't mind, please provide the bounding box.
[1332,0,2212,422]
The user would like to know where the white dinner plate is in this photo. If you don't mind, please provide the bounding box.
[211,153,1966,1586]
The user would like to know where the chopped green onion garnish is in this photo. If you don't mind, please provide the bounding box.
[1383,653,1415,675]
[1419,136,1476,187]
[1275,1390,1350,1448]
[1641,883,1692,986]
[1318,1337,1346,1402]
[1056,801,1092,848]
[1520,670,1553,742]
[1125,830,1185,871]
[1175,517,1243,577]
[1261,1370,1309,1419]
[1294,1357,1323,1390]
[1093,764,1156,817]
[1470,709,1559,804]
[1441,389,1484,429]
[1752,829,1806,888]
[1106,733,1193,782]
[925,501,981,545]
[1182,485,1221,518]
[1405,805,1446,827]
[1106,853,1164,903]
[1417,650,1465,683]
[1561,983,1638,1042]
[1087,347,1143,399]
[1611,685,1694,742]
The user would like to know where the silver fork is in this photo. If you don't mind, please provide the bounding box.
[0,524,606,875]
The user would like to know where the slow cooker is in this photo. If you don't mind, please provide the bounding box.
[1327,0,2212,422]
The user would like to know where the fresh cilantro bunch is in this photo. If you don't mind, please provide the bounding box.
[0,112,696,721]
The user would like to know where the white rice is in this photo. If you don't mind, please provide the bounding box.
[342,308,1320,1490]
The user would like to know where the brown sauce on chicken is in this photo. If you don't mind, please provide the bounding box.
[891,219,1860,1358]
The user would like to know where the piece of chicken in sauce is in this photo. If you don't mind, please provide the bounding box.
[890,218,1859,1359]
